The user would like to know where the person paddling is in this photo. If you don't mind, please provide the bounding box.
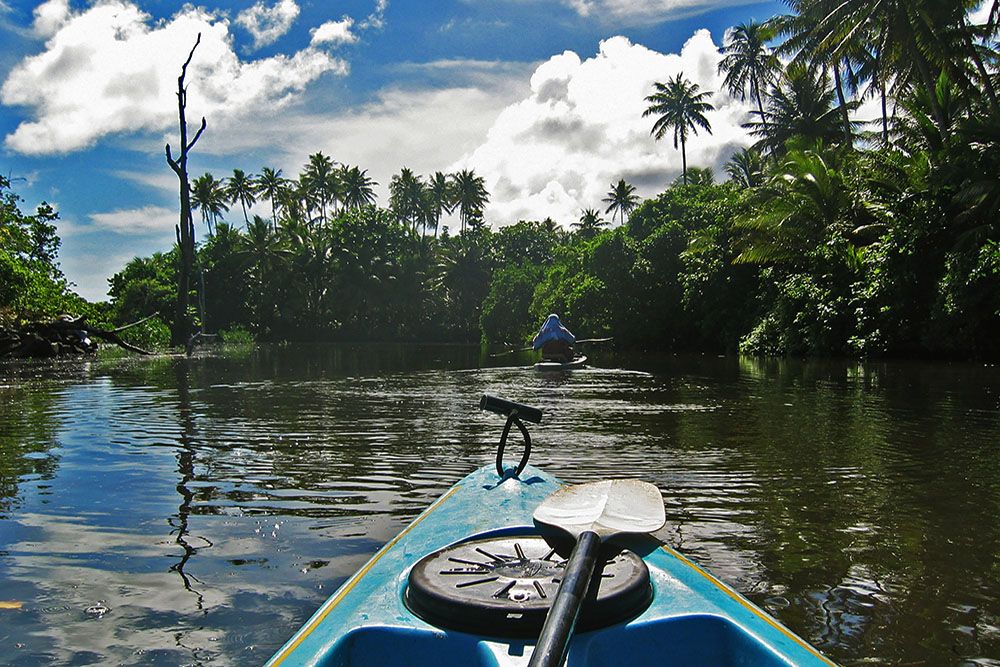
[532,314,575,363]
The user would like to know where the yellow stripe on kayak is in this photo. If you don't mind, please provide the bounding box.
[268,484,462,666]
[660,544,837,666]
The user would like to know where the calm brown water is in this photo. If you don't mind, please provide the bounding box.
[1,346,999,666]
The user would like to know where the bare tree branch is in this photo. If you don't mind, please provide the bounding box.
[186,117,207,153]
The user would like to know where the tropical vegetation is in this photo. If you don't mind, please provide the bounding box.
[0,175,101,328]
[5,1,999,358]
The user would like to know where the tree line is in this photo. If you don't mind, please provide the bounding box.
[5,1,999,357]
[188,158,489,238]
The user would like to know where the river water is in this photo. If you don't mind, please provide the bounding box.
[1,346,999,666]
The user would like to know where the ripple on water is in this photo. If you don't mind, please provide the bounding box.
[3,351,1000,665]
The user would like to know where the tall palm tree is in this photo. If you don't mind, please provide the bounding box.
[451,169,489,233]
[301,152,337,224]
[643,73,715,185]
[190,173,229,235]
[718,20,781,133]
[226,169,257,225]
[602,179,639,225]
[428,171,454,237]
[777,0,984,138]
[256,167,286,229]
[770,2,858,144]
[340,165,378,210]
[389,167,427,234]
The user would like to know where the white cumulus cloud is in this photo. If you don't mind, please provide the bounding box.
[31,0,70,37]
[1,0,347,155]
[236,0,300,49]
[310,17,358,47]
[209,73,529,208]
[453,31,753,227]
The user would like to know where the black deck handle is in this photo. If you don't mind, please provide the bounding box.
[479,395,543,424]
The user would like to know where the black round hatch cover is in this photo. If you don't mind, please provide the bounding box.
[404,535,651,637]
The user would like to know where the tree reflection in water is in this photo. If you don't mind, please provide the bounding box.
[168,360,213,612]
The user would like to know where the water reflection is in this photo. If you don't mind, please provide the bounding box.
[0,348,999,665]
[170,361,211,613]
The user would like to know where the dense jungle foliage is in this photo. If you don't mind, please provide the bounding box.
[7,1,1000,357]
[0,175,105,329]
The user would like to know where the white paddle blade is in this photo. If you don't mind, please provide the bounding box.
[533,479,666,539]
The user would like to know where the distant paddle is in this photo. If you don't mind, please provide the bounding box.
[528,479,665,667]
[489,346,533,358]
[489,337,613,358]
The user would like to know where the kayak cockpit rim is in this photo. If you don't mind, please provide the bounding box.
[659,544,837,666]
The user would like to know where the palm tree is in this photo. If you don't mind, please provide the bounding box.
[746,63,854,157]
[301,152,337,224]
[451,169,489,233]
[433,238,491,340]
[890,71,962,154]
[776,0,988,139]
[602,179,639,225]
[672,167,715,186]
[340,165,378,210]
[725,147,766,188]
[733,147,884,265]
[256,167,286,229]
[389,167,427,234]
[237,215,290,324]
[643,73,715,185]
[285,217,335,322]
[277,180,307,227]
[770,2,858,144]
[718,20,781,133]
[428,171,454,237]
[226,169,257,225]
[572,208,608,240]
[190,173,229,235]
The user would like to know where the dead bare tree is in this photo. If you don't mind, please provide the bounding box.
[165,34,207,347]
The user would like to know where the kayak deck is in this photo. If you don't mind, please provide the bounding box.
[266,465,833,666]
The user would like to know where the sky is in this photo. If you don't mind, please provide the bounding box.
[0,0,792,301]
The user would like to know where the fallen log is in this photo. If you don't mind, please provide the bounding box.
[0,314,157,359]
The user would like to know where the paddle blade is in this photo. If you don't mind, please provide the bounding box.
[533,479,665,540]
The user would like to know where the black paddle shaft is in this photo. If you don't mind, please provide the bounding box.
[528,530,601,667]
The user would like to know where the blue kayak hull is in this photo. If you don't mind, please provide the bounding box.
[266,465,835,666]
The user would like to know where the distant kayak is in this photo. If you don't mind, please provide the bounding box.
[535,355,587,371]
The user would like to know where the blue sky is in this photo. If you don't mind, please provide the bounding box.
[0,0,786,300]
